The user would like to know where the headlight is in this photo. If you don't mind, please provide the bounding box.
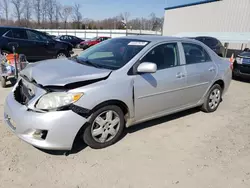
[236,57,243,64]
[36,92,83,110]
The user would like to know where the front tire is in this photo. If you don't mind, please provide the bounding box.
[201,84,222,113]
[83,105,125,149]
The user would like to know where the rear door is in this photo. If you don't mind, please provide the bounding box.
[7,29,31,57]
[181,42,217,105]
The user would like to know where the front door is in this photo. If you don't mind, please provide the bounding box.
[26,30,57,60]
[181,42,217,105]
[134,42,187,121]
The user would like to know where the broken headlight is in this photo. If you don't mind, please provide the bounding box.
[36,92,83,110]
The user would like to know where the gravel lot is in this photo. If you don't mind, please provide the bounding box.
[0,75,250,187]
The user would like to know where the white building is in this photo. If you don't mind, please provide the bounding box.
[163,0,250,50]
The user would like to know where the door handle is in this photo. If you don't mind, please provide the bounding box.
[209,67,215,72]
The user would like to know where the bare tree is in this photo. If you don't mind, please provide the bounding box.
[23,0,32,26]
[61,6,72,29]
[47,0,54,27]
[11,0,24,24]
[54,1,61,28]
[73,3,82,29]
[119,12,130,29]
[123,12,130,24]
[41,0,48,26]
[0,0,9,23]
[33,0,42,26]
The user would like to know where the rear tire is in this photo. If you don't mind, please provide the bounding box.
[201,84,222,113]
[2,50,10,57]
[57,51,68,59]
[1,76,7,88]
[83,105,125,149]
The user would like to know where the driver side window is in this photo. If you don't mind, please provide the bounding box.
[141,43,179,70]
[27,30,41,41]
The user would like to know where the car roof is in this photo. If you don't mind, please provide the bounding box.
[118,35,186,42]
[0,26,29,29]
[195,36,219,40]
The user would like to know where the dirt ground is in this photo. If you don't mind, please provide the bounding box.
[0,79,250,188]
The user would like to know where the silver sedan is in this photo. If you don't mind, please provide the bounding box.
[3,36,232,150]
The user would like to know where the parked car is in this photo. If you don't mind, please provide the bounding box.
[80,36,111,49]
[193,36,225,57]
[55,35,85,48]
[233,51,250,79]
[0,26,73,61]
[4,36,232,150]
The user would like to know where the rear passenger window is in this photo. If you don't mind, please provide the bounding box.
[141,43,179,70]
[182,43,211,64]
[0,28,9,36]
[12,29,28,39]
[5,30,13,38]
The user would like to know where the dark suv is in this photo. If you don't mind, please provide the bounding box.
[0,26,73,61]
[194,36,225,57]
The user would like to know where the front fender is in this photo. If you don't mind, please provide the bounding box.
[72,77,135,119]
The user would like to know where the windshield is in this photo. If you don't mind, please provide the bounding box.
[77,38,149,70]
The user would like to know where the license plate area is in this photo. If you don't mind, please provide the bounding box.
[4,113,17,130]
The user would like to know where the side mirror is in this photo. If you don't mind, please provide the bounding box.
[137,62,157,73]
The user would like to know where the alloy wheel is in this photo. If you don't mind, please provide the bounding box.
[57,53,67,59]
[208,88,221,110]
[91,110,121,143]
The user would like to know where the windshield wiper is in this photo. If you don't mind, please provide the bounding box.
[70,56,103,68]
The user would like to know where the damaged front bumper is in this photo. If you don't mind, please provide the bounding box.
[3,80,88,150]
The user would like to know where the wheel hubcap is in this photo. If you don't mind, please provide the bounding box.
[208,88,221,109]
[91,110,121,143]
[2,52,9,57]
[57,53,66,58]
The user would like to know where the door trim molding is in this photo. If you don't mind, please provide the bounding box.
[138,82,209,99]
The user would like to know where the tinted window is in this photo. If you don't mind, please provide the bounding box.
[203,38,218,46]
[39,33,50,41]
[12,29,28,39]
[67,36,73,40]
[27,30,41,41]
[0,28,9,36]
[61,36,66,40]
[5,30,13,38]
[27,30,49,42]
[183,43,211,64]
[141,43,179,70]
[78,38,149,70]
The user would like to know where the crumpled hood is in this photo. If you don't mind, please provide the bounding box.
[20,59,111,86]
